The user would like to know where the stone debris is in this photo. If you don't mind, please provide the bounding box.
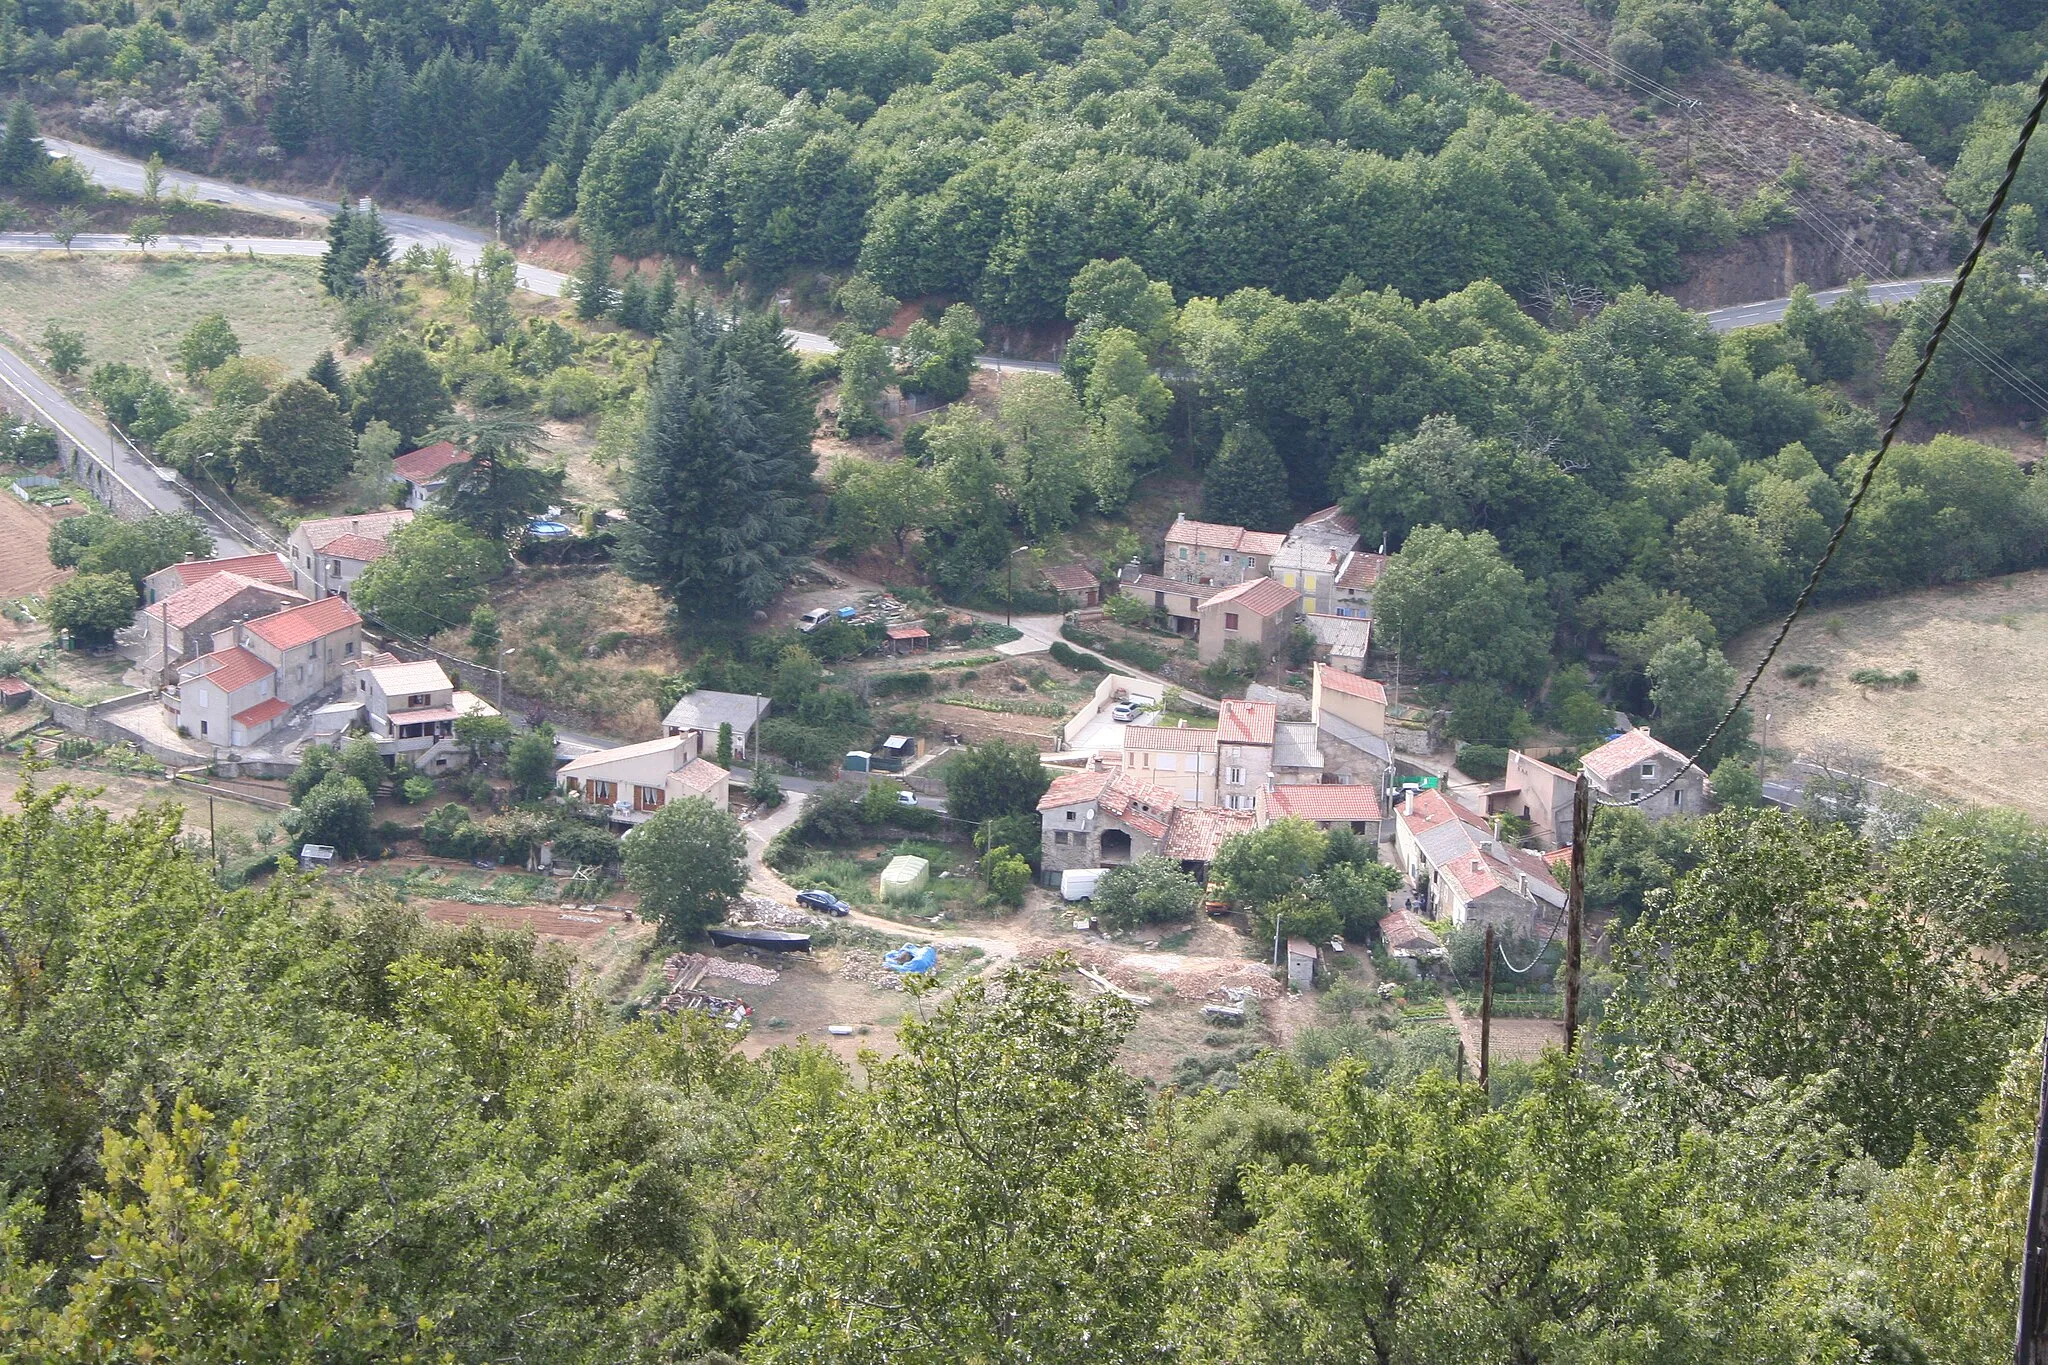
[838,949,906,991]
[703,958,780,986]
[732,893,825,929]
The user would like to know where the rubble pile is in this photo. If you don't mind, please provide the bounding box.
[703,958,780,986]
[838,949,906,991]
[732,893,825,929]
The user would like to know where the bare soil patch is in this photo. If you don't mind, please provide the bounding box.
[0,489,84,602]
[1732,570,2048,817]
[418,898,637,941]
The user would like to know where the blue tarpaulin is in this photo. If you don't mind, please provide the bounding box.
[883,943,937,974]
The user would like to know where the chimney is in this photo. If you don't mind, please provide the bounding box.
[1490,813,1503,847]
[1404,788,1416,815]
[1178,719,1187,729]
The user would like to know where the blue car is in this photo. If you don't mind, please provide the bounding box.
[796,889,852,917]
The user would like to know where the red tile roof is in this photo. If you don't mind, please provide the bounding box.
[1316,662,1386,702]
[1041,563,1098,593]
[1123,725,1215,752]
[1161,805,1256,862]
[1206,576,1301,617]
[244,596,361,651]
[1165,517,1288,556]
[1336,551,1387,589]
[293,511,413,552]
[233,697,289,727]
[1397,787,1490,837]
[1118,569,1222,603]
[161,553,295,591]
[885,626,929,640]
[392,441,471,483]
[1217,698,1276,746]
[187,646,273,694]
[1038,768,1116,811]
[1266,784,1382,822]
[1580,728,1688,784]
[158,572,299,631]
[0,676,31,697]
[1379,908,1442,955]
[319,533,392,562]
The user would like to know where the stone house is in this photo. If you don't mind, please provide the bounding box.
[1197,576,1302,663]
[1270,539,1348,616]
[1580,728,1708,819]
[391,441,471,510]
[143,552,295,605]
[136,572,304,685]
[1393,788,1564,936]
[286,510,414,599]
[1329,550,1388,618]
[230,596,364,708]
[1120,723,1215,804]
[1040,562,1101,609]
[1116,565,1220,638]
[1036,767,1176,878]
[1215,698,1276,811]
[1311,663,1393,787]
[1259,783,1385,840]
[174,646,285,749]
[1162,515,1286,587]
[1487,750,1581,849]
[661,689,771,761]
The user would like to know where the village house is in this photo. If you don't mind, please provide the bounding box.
[1197,576,1301,664]
[1040,562,1101,610]
[286,510,414,599]
[557,733,730,826]
[1216,698,1276,811]
[390,441,471,510]
[661,689,771,761]
[1580,728,1708,819]
[1270,540,1347,616]
[1487,750,1581,848]
[1036,765,1254,885]
[1310,663,1393,786]
[230,596,363,707]
[173,646,284,749]
[1161,514,1287,588]
[1286,505,1362,553]
[135,571,304,685]
[143,552,295,605]
[1392,788,1564,936]
[1120,723,1215,804]
[1329,550,1388,618]
[1259,783,1385,840]
[1303,613,1371,675]
[348,656,498,770]
[1116,564,1219,638]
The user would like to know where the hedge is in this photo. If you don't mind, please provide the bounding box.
[1048,640,1109,673]
[1061,624,1168,673]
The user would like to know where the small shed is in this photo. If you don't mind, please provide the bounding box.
[298,843,337,872]
[0,676,30,710]
[885,626,930,655]
[872,734,919,771]
[1286,937,1321,991]
[880,854,930,901]
[1042,562,1101,609]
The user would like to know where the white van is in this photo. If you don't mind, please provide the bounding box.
[1060,867,1107,901]
[798,607,832,632]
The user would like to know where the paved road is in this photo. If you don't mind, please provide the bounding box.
[1697,275,1951,331]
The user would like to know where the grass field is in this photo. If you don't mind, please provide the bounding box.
[1732,568,2048,818]
[0,255,338,383]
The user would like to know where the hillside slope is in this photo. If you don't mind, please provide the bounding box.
[1463,0,1957,308]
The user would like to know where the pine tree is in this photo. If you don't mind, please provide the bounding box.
[614,271,653,332]
[350,338,451,448]
[1201,425,1291,531]
[573,232,614,322]
[0,99,43,188]
[317,201,357,296]
[651,261,678,328]
[268,57,314,156]
[345,205,393,273]
[620,303,813,622]
[307,350,350,406]
[433,411,566,540]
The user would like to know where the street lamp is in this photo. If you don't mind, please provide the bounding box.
[1005,544,1035,626]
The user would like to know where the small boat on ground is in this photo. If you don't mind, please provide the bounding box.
[708,926,813,953]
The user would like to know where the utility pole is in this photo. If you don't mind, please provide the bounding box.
[1563,773,1590,1056]
[208,796,219,871]
[2015,1005,2048,1364]
[1479,922,1495,1092]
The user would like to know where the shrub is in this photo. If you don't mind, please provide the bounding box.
[1048,640,1109,673]
[1848,668,1920,689]
[399,774,434,804]
[1455,743,1509,781]
[871,670,936,697]
[541,366,604,418]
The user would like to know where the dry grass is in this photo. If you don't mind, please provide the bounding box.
[0,256,338,384]
[1732,569,2048,818]
[460,566,680,734]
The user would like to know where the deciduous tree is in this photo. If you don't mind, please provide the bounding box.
[624,797,747,941]
[236,378,355,498]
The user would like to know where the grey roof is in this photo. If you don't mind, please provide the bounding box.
[1273,722,1324,772]
[661,689,771,735]
[1316,712,1393,765]
[1247,682,1312,721]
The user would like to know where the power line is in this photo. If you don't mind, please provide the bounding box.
[1601,57,2048,812]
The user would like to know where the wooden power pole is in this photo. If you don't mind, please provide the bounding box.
[1479,922,1495,1092]
[2016,1007,2048,1364]
[1563,773,1590,1056]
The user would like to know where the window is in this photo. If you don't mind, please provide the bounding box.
[199,720,208,736]
[1177,546,1187,559]
[1641,761,1655,777]
[192,686,209,707]
[1221,553,1232,564]
[308,643,319,658]
[1224,612,1240,631]
[635,785,664,812]
[1628,789,1641,803]
[1304,575,1316,592]
[1674,790,1683,809]
[1223,793,1246,810]
[1226,766,1244,785]
[345,642,355,657]
[407,693,432,707]
[587,780,615,803]
[1053,830,1069,845]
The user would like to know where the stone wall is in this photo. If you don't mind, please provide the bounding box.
[29,688,204,769]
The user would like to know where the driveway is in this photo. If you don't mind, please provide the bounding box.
[1067,690,1160,756]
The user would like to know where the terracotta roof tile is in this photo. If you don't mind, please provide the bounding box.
[233,696,289,727]
[1316,662,1386,702]
[1206,576,1301,617]
[1123,725,1216,752]
[1292,505,1359,536]
[158,573,300,630]
[1039,768,1116,811]
[293,510,413,552]
[1165,517,1286,555]
[364,660,451,695]
[1266,784,1382,822]
[1336,551,1388,589]
[1118,568,1223,602]
[161,553,295,590]
[392,441,470,483]
[1041,563,1098,592]
[185,646,273,694]
[1581,729,1688,783]
[319,532,392,562]
[668,757,731,796]
[1162,805,1256,861]
[1217,698,1276,746]
[243,596,361,651]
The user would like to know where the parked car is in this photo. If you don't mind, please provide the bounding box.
[795,889,852,916]
[895,789,919,807]
[798,608,832,632]
[1111,700,1142,722]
